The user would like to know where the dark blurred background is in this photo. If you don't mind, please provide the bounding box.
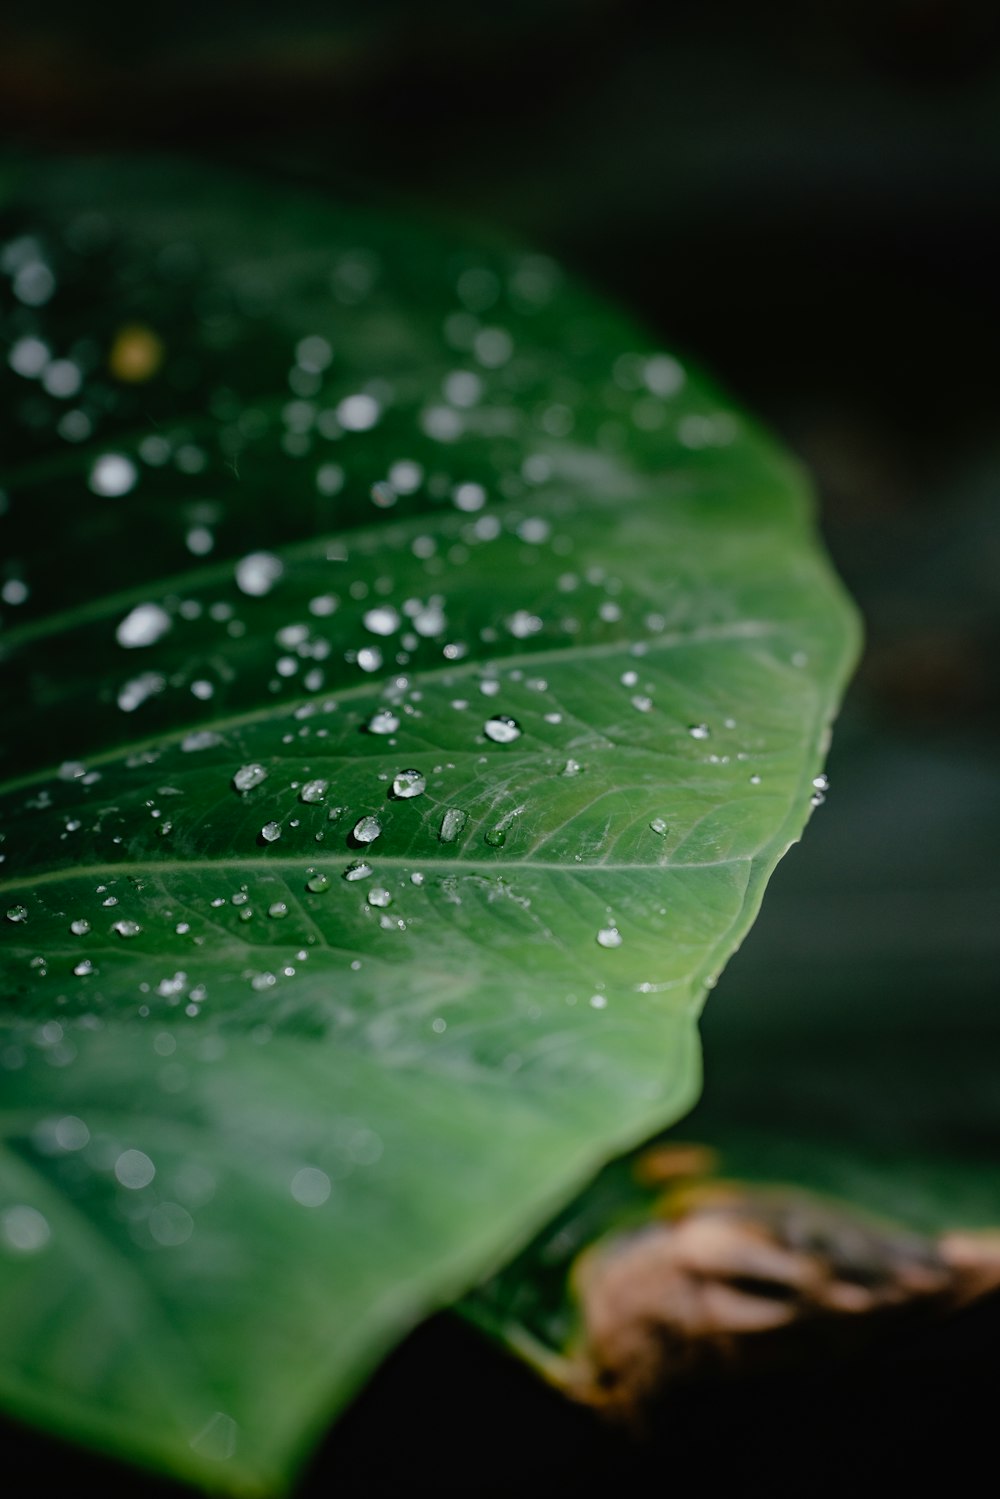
[2,1,999,1491]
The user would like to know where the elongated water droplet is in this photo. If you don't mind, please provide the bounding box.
[112,919,142,938]
[688,723,710,740]
[343,861,373,881]
[6,905,27,923]
[73,959,96,976]
[299,779,328,804]
[353,815,382,844]
[116,602,171,649]
[392,768,426,799]
[233,764,268,793]
[366,709,400,735]
[261,821,282,843]
[439,808,468,843]
[596,926,623,949]
[649,817,668,836]
[268,902,288,919]
[484,714,521,744]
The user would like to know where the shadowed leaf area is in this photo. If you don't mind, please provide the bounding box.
[0,160,857,1492]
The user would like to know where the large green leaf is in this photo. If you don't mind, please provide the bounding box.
[0,159,858,1492]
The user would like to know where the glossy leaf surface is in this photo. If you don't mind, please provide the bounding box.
[0,161,858,1491]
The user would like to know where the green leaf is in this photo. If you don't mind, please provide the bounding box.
[0,158,858,1492]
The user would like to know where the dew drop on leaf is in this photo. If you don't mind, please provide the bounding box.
[649,818,668,836]
[233,764,268,794]
[391,769,425,799]
[5,906,27,923]
[483,715,521,744]
[439,808,468,843]
[112,919,142,938]
[368,888,392,908]
[268,902,288,919]
[299,779,328,804]
[343,862,373,882]
[260,822,282,843]
[353,815,382,845]
[688,723,710,740]
[366,709,400,736]
[596,926,623,949]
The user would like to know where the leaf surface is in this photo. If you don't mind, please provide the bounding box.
[0,160,858,1491]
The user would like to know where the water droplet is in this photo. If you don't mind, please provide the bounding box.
[90,453,138,497]
[363,605,401,637]
[290,1166,331,1207]
[596,926,623,949]
[1,1205,50,1254]
[115,602,171,649]
[368,887,392,908]
[749,774,762,786]
[649,817,668,836]
[589,994,608,1010]
[357,646,383,673]
[688,723,710,740]
[115,1149,155,1189]
[260,821,282,843]
[561,759,584,777]
[268,902,289,919]
[484,715,522,744]
[353,815,382,844]
[343,862,373,882]
[73,959,96,977]
[392,768,426,799]
[6,905,27,924]
[439,808,468,843]
[112,919,142,938]
[299,779,328,804]
[306,871,330,892]
[235,552,283,597]
[233,764,268,793]
[69,918,90,935]
[631,695,653,713]
[366,709,400,735]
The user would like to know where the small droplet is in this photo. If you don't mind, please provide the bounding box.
[596,926,623,949]
[343,861,373,882]
[353,815,382,845]
[260,821,282,843]
[116,602,171,649]
[439,808,468,843]
[268,902,289,919]
[688,723,710,740]
[366,709,400,735]
[561,758,584,777]
[306,871,330,893]
[233,764,268,794]
[749,774,762,786]
[299,779,328,804]
[73,959,96,976]
[392,768,426,799]
[589,993,608,1010]
[368,887,392,908]
[70,918,91,936]
[484,714,522,744]
[112,919,142,938]
[631,695,653,713]
[235,552,283,597]
[90,453,138,497]
[363,605,401,637]
[357,646,382,673]
[649,817,668,836]
[6,905,27,924]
